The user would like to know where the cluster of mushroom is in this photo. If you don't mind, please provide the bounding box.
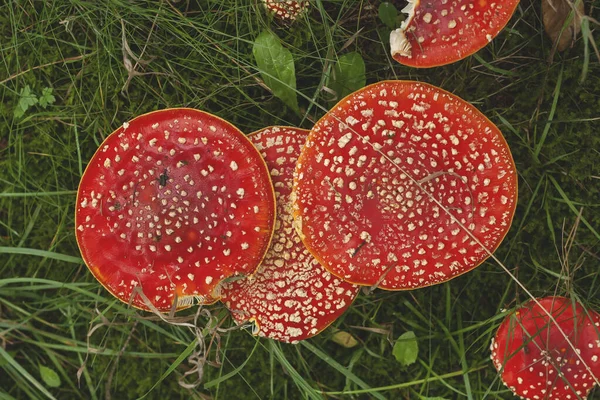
[74,82,599,396]
[261,1,600,397]
[73,2,600,397]
[75,80,518,344]
[75,109,358,343]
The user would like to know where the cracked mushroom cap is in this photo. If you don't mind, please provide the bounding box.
[292,80,517,290]
[75,108,276,311]
[220,126,360,343]
[491,296,600,399]
[262,0,309,21]
[390,0,520,68]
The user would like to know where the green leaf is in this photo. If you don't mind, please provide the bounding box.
[378,2,399,29]
[39,87,56,108]
[13,106,26,119]
[39,364,61,388]
[253,30,299,112]
[392,331,418,366]
[328,52,366,104]
[14,85,38,118]
[330,330,359,348]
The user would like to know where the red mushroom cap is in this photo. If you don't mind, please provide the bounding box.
[491,296,600,400]
[292,80,517,290]
[390,0,520,68]
[75,108,276,311]
[219,126,359,343]
[262,0,310,21]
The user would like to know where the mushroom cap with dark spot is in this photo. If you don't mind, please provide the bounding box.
[390,0,520,68]
[75,108,276,311]
[491,296,600,400]
[220,126,360,343]
[292,80,517,290]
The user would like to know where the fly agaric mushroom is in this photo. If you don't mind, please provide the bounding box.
[75,108,276,311]
[262,0,309,21]
[292,80,517,290]
[491,296,600,399]
[219,126,359,343]
[390,0,520,68]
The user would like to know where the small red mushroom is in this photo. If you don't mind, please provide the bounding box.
[491,296,600,400]
[75,108,276,311]
[292,80,517,290]
[219,126,359,343]
[262,0,309,21]
[390,0,521,68]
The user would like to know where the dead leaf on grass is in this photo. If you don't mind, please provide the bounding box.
[542,0,585,52]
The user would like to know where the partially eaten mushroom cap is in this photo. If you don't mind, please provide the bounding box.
[262,0,309,21]
[491,296,600,400]
[75,108,276,311]
[292,80,517,290]
[390,0,520,68]
[219,126,360,343]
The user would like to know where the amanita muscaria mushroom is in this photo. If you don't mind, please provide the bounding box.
[292,80,517,290]
[220,126,359,343]
[491,296,600,399]
[262,0,309,21]
[75,108,276,311]
[390,0,521,67]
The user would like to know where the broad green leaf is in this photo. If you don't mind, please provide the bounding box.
[392,331,418,366]
[378,2,399,29]
[39,364,61,388]
[14,84,38,118]
[328,52,366,104]
[253,30,298,112]
[13,106,26,119]
[331,330,359,348]
[18,85,38,109]
[39,87,56,108]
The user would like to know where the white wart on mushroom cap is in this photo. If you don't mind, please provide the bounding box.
[491,296,600,400]
[220,126,359,343]
[292,80,517,289]
[390,0,520,67]
[75,108,276,311]
[262,0,309,21]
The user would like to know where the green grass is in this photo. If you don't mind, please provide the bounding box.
[1,0,600,399]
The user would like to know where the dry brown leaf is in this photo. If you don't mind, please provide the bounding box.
[542,0,585,51]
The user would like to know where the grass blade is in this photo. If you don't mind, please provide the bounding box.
[301,341,387,400]
[270,341,321,400]
[534,66,563,158]
[0,347,57,400]
[0,247,82,264]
